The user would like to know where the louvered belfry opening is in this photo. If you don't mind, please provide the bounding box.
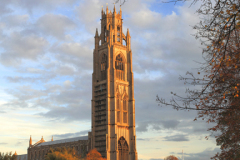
[115,54,124,80]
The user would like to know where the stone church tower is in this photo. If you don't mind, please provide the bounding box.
[91,5,138,160]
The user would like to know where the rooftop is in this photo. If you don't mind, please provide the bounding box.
[36,136,88,147]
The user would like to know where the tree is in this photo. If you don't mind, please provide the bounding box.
[155,0,240,159]
[164,155,179,160]
[44,147,81,160]
[85,149,106,160]
[0,152,17,160]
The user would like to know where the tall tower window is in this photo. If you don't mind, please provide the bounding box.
[117,26,120,42]
[104,26,107,42]
[101,54,107,80]
[115,54,124,80]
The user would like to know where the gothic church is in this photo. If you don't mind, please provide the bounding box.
[17,6,138,160]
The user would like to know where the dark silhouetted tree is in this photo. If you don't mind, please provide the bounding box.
[0,152,17,160]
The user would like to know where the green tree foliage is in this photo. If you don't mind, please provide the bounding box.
[0,152,17,160]
[44,147,81,160]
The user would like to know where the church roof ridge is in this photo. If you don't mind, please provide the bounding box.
[36,136,88,147]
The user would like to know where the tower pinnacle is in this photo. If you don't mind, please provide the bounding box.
[29,135,32,147]
[113,4,116,13]
[106,3,108,13]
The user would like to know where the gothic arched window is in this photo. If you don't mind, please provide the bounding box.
[118,137,129,160]
[101,54,107,80]
[115,54,123,70]
[115,54,125,80]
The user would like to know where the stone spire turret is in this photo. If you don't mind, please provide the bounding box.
[113,4,116,13]
[51,136,53,141]
[29,135,32,147]
[106,3,108,14]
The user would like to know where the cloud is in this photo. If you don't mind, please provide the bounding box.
[0,1,13,15]
[38,103,91,122]
[0,143,8,145]
[50,42,93,70]
[163,134,189,141]
[2,0,77,14]
[36,14,76,39]
[137,138,152,141]
[0,32,48,66]
[171,147,221,160]
[136,120,180,132]
[1,14,29,28]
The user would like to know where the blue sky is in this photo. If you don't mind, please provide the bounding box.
[0,0,220,159]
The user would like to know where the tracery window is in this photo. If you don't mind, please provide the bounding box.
[115,54,125,80]
[101,54,107,80]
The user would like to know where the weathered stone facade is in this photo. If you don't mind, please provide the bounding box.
[91,6,138,160]
[26,133,91,160]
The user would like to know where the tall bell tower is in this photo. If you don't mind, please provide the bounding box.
[91,5,138,160]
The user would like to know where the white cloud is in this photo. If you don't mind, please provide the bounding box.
[0,32,48,66]
[1,14,29,28]
[36,14,76,39]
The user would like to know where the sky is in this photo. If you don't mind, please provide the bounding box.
[0,0,221,159]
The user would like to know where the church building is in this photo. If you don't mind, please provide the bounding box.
[91,5,138,160]
[17,6,138,160]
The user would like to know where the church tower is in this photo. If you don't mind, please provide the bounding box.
[91,5,138,160]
